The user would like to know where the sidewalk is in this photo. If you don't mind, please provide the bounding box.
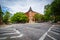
[0,24,12,28]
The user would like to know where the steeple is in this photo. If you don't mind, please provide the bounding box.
[29,7,32,11]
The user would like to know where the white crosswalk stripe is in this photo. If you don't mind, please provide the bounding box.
[47,34,57,40]
[39,25,53,40]
[49,31,60,35]
[39,25,60,40]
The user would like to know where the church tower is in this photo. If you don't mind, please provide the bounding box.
[25,7,36,23]
[29,7,32,11]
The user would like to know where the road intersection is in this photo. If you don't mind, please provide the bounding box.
[0,23,60,40]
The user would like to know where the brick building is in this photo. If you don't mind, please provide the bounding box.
[25,7,37,23]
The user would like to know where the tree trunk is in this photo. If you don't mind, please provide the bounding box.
[0,18,3,25]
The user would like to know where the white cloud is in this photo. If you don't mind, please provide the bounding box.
[0,0,53,14]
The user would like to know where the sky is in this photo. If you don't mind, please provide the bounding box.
[0,0,53,14]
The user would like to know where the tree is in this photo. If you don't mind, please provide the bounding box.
[3,11,11,24]
[34,13,44,23]
[51,0,60,16]
[0,5,3,25]
[44,0,60,22]
[44,4,52,21]
[50,0,60,22]
[11,12,28,23]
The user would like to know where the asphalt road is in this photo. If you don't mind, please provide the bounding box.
[0,23,52,40]
[43,25,60,40]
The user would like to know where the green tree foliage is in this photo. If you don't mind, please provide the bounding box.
[44,0,60,22]
[3,11,11,24]
[0,5,3,24]
[50,0,60,22]
[11,12,28,23]
[34,13,44,23]
[51,0,60,16]
[44,4,52,21]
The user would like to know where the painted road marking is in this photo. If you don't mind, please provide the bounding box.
[47,34,57,40]
[10,34,23,38]
[39,25,54,40]
[0,33,18,35]
[49,31,60,35]
[0,28,23,40]
[13,29,20,34]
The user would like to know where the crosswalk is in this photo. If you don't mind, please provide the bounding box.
[41,25,60,40]
[0,28,23,40]
[39,25,60,40]
[0,24,60,40]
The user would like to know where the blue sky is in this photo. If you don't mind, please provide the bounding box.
[0,0,53,14]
